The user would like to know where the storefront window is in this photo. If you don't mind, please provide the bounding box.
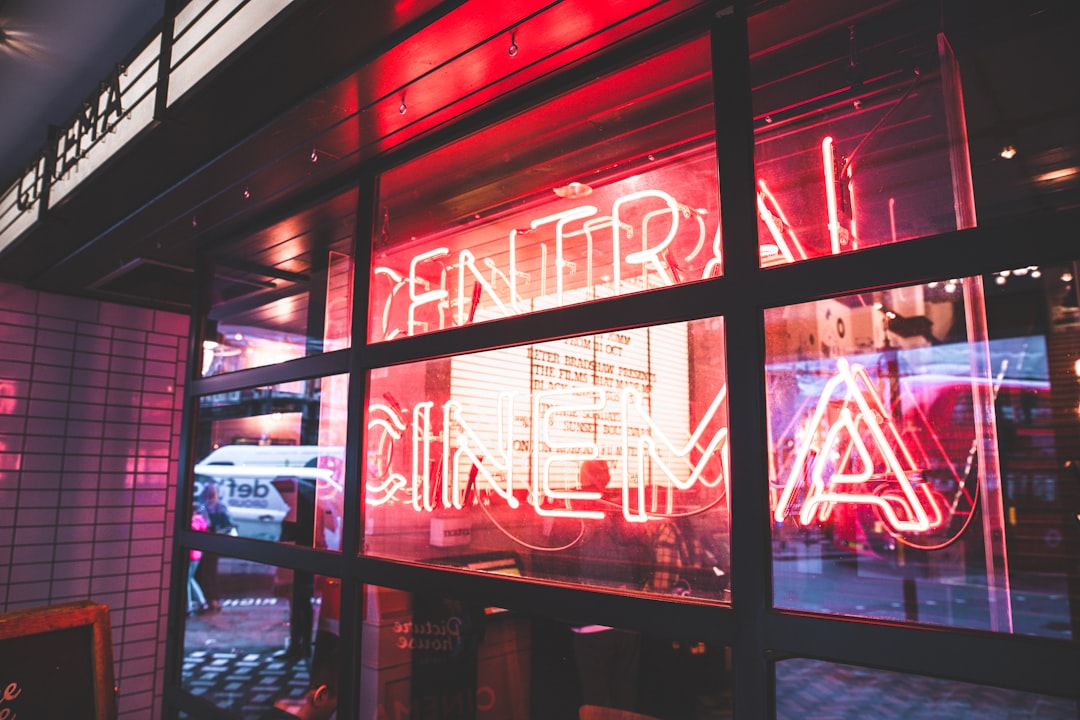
[766,261,1080,637]
[363,318,730,601]
[749,1,1080,267]
[191,375,348,549]
[751,2,975,266]
[369,37,720,343]
[776,658,1078,719]
[201,190,356,376]
[181,557,340,719]
[359,586,732,720]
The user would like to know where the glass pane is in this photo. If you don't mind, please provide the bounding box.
[359,586,732,720]
[766,261,1080,637]
[370,37,720,343]
[751,2,975,266]
[192,375,348,551]
[776,658,1078,719]
[182,555,341,719]
[946,5,1080,222]
[364,319,731,601]
[201,190,355,376]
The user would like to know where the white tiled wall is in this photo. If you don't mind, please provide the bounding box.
[0,281,187,720]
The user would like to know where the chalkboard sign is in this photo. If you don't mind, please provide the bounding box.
[0,601,116,720]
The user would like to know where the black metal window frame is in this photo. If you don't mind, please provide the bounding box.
[165,3,1080,718]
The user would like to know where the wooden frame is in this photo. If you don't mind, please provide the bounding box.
[0,601,117,720]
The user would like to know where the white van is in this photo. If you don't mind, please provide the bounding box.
[193,445,345,545]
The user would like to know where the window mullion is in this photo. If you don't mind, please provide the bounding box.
[713,2,775,719]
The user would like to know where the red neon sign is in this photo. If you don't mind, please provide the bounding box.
[371,159,723,343]
[365,384,728,524]
[773,358,945,534]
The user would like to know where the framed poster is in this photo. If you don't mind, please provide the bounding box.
[0,601,116,720]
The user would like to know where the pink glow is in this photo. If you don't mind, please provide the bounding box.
[757,179,807,263]
[365,383,727,523]
[822,136,842,255]
[372,167,721,341]
[774,359,945,534]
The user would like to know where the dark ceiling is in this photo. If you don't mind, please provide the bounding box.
[0,0,162,188]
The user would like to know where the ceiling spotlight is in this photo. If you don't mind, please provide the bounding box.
[310,147,318,163]
[999,145,1017,160]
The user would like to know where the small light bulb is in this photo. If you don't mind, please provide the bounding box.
[1000,145,1017,160]
[310,148,318,162]
[995,275,1007,285]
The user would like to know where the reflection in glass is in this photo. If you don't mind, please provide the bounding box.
[751,2,975,266]
[191,375,348,552]
[361,586,731,720]
[776,658,1078,719]
[201,191,355,376]
[364,319,731,601]
[766,262,1080,638]
[181,556,341,719]
[370,37,720,343]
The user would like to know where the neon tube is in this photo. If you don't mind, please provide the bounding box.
[364,382,728,522]
[758,179,808,261]
[532,387,606,520]
[774,359,945,534]
[888,197,898,243]
[408,248,449,336]
[822,136,842,255]
[531,206,597,307]
[618,190,680,291]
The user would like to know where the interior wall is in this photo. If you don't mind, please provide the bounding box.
[0,281,187,720]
